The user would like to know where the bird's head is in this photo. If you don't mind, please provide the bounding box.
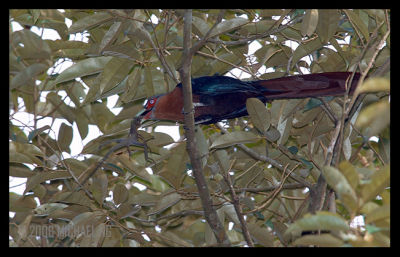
[136,96,159,123]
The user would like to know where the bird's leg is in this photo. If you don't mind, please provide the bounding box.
[76,117,154,190]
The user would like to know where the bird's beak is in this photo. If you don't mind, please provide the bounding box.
[135,108,148,118]
[135,109,158,127]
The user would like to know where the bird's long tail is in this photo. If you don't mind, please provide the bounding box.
[252,72,360,100]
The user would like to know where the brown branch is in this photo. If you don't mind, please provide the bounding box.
[235,182,306,193]
[223,159,254,247]
[178,9,230,246]
[244,164,297,215]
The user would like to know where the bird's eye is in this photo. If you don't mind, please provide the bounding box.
[144,98,157,109]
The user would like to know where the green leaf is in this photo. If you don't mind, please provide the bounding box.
[301,9,319,37]
[316,9,340,43]
[355,77,390,95]
[116,155,152,183]
[338,161,360,191]
[9,164,35,178]
[285,211,350,236]
[241,19,275,35]
[209,17,248,38]
[52,191,92,207]
[90,102,115,133]
[9,141,44,165]
[99,57,134,94]
[265,127,281,142]
[17,214,33,240]
[54,56,111,85]
[214,149,230,174]
[24,170,71,194]
[58,123,73,153]
[361,165,390,205]
[10,63,48,89]
[246,98,271,133]
[75,110,89,140]
[12,29,52,60]
[365,224,389,234]
[98,21,124,53]
[90,172,108,205]
[68,12,113,34]
[365,204,390,224]
[120,67,142,103]
[144,66,156,97]
[148,192,181,215]
[292,233,344,247]
[322,166,358,213]
[355,99,390,138]
[34,203,69,216]
[192,16,209,38]
[344,10,370,41]
[117,203,141,219]
[159,142,187,189]
[210,131,260,149]
[10,193,37,212]
[247,222,274,247]
[46,92,76,124]
[291,37,323,69]
[113,183,129,205]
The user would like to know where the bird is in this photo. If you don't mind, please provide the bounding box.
[137,72,360,125]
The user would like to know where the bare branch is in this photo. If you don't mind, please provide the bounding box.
[178,9,230,246]
[223,159,254,247]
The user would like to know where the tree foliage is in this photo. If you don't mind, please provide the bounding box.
[9,9,390,247]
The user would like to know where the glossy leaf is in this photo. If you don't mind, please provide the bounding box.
[355,77,390,94]
[361,165,390,205]
[68,12,113,34]
[316,9,340,43]
[210,131,260,149]
[344,10,370,41]
[301,9,319,37]
[113,183,129,205]
[338,161,360,191]
[58,123,73,153]
[209,17,248,38]
[355,99,390,138]
[99,57,134,94]
[293,233,343,247]
[322,166,358,213]
[54,56,111,85]
[247,222,274,247]
[90,172,108,205]
[285,211,350,236]
[246,98,271,133]
[148,192,181,215]
[365,204,390,224]
[10,63,48,89]
[291,38,323,69]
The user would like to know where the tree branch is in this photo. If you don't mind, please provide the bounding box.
[178,9,230,246]
[223,159,254,247]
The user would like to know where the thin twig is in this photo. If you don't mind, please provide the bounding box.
[245,163,298,215]
[207,14,304,46]
[223,158,254,247]
[215,122,312,188]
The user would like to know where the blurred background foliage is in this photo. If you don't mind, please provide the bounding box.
[10,9,389,247]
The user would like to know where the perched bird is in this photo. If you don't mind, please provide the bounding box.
[137,72,360,125]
